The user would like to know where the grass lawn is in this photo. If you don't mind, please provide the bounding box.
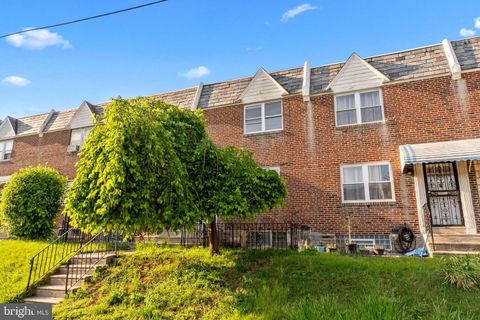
[0,239,51,303]
[54,244,480,320]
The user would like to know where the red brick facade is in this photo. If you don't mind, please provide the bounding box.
[0,130,77,179]
[2,73,480,237]
[204,72,480,235]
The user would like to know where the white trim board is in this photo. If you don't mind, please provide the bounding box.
[0,117,16,140]
[239,68,287,104]
[326,53,389,93]
[69,101,96,129]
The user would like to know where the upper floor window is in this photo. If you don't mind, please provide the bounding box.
[264,166,281,175]
[341,162,394,203]
[244,101,283,134]
[70,127,91,147]
[0,140,13,161]
[335,89,384,126]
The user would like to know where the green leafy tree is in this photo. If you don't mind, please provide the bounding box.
[191,141,286,254]
[65,97,287,255]
[0,166,67,239]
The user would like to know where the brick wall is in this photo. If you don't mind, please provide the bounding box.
[0,130,77,179]
[203,72,480,235]
[2,72,480,236]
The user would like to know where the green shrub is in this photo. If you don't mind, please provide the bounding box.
[0,166,67,239]
[440,255,480,291]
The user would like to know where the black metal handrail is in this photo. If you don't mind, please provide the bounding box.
[423,203,435,251]
[26,228,90,292]
[64,231,118,294]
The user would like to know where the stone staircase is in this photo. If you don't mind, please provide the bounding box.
[24,252,116,305]
[431,227,480,255]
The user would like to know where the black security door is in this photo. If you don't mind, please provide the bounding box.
[424,162,464,226]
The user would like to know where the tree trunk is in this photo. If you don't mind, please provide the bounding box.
[208,219,220,256]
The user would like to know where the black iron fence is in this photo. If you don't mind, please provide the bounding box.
[181,223,310,250]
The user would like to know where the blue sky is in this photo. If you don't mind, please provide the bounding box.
[0,0,479,118]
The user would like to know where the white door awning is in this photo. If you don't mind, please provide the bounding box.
[400,138,480,172]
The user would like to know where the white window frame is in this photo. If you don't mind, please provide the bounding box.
[0,140,13,161]
[70,127,91,147]
[244,100,283,134]
[340,161,395,203]
[264,166,281,175]
[334,89,385,127]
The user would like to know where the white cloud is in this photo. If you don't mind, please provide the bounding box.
[459,27,476,37]
[6,28,72,50]
[475,17,480,29]
[180,66,211,79]
[281,3,317,22]
[1,76,31,87]
[246,47,262,53]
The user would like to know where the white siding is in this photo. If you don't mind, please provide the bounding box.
[240,69,286,104]
[0,118,15,139]
[70,103,94,129]
[328,54,387,93]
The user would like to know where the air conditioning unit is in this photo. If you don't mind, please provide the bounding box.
[67,145,81,153]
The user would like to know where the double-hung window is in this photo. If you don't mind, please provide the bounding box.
[244,100,283,134]
[341,162,394,202]
[70,127,91,147]
[335,89,384,126]
[0,140,13,161]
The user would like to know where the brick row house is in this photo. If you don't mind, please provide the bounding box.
[1,37,480,253]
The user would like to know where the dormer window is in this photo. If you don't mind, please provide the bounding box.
[244,101,283,134]
[69,127,91,150]
[335,89,384,126]
[0,140,13,161]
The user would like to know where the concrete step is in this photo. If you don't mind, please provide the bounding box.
[70,257,108,266]
[24,296,64,305]
[434,250,480,256]
[67,253,116,266]
[434,234,480,244]
[432,227,466,235]
[57,264,101,274]
[73,252,116,259]
[433,242,480,252]
[47,274,90,286]
[35,285,79,298]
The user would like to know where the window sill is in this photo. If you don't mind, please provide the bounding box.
[0,159,12,164]
[335,120,388,130]
[341,200,397,207]
[244,129,284,137]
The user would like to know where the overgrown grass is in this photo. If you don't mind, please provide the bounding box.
[0,239,51,302]
[439,255,480,291]
[54,245,480,320]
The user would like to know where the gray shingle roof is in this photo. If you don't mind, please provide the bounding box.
[452,38,480,70]
[16,113,50,136]
[310,63,344,93]
[153,87,198,109]
[42,109,77,132]
[8,37,480,134]
[198,78,251,109]
[271,67,304,94]
[367,44,450,81]
[309,43,452,94]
